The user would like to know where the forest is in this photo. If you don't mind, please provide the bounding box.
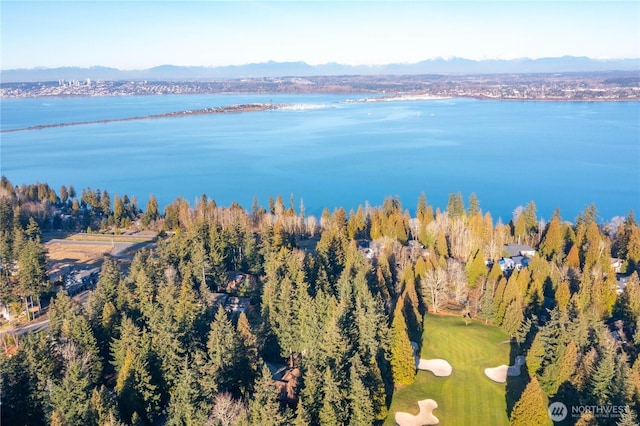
[1,176,639,426]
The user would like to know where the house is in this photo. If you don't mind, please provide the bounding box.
[610,258,624,274]
[224,271,257,296]
[504,244,536,258]
[224,296,250,316]
[206,292,229,308]
[266,362,301,405]
[358,240,375,260]
[498,257,516,272]
[511,256,531,271]
[63,267,99,295]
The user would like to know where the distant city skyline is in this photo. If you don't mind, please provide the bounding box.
[2,1,639,71]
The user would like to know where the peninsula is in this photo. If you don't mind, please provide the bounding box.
[0,103,282,133]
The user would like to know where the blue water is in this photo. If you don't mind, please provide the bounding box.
[1,94,638,222]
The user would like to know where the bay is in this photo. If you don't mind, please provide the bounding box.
[1,94,638,222]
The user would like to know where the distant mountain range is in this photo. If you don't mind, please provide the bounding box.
[2,57,639,83]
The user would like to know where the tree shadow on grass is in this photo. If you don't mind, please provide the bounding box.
[505,338,529,418]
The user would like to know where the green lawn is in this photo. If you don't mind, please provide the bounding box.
[385,314,521,425]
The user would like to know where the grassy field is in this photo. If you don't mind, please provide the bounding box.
[385,314,521,425]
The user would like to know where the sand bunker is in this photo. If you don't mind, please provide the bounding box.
[410,341,453,377]
[395,399,439,426]
[417,359,453,377]
[484,355,526,383]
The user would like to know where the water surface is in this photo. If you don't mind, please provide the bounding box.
[1,94,638,221]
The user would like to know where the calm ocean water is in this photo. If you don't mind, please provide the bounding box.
[1,94,638,222]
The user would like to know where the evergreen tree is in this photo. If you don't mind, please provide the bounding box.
[148,283,185,391]
[523,201,538,236]
[616,410,640,426]
[555,280,571,313]
[16,238,49,319]
[111,317,161,424]
[248,364,291,426]
[89,385,122,426]
[478,280,495,324]
[434,230,449,258]
[468,192,480,216]
[390,300,416,385]
[236,311,259,395]
[347,357,374,426]
[589,335,616,407]
[113,194,125,227]
[101,189,112,216]
[416,192,430,224]
[204,306,241,395]
[539,210,564,261]
[59,185,69,203]
[319,367,345,426]
[368,355,389,421]
[165,359,207,426]
[512,210,528,242]
[174,275,201,332]
[298,362,324,425]
[501,299,524,337]
[142,194,160,227]
[49,343,93,426]
[613,272,640,327]
[1,332,58,425]
[509,376,548,426]
[292,396,311,426]
[466,249,487,288]
[446,192,465,218]
[566,243,580,269]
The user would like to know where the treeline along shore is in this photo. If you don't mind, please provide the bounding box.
[0,103,284,133]
[2,176,640,425]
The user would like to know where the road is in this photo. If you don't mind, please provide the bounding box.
[1,290,91,338]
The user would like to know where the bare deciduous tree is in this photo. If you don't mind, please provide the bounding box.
[446,259,468,305]
[207,392,247,426]
[420,267,447,313]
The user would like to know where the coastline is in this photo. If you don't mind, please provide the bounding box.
[0,103,283,133]
[349,94,452,102]
[3,94,638,133]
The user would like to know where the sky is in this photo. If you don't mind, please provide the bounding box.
[1,1,639,70]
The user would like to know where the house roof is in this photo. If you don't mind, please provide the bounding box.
[505,244,536,257]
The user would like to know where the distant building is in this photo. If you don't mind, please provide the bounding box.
[266,363,301,405]
[504,244,536,258]
[498,258,516,272]
[62,267,99,295]
[224,296,250,316]
[224,272,256,296]
[610,258,624,274]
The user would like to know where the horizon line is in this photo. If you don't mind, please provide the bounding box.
[3,55,640,73]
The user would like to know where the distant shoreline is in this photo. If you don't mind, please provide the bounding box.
[0,103,282,133]
[2,94,638,133]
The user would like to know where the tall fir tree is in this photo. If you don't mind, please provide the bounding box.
[390,299,416,385]
[347,356,374,426]
[248,364,291,426]
[509,376,548,426]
